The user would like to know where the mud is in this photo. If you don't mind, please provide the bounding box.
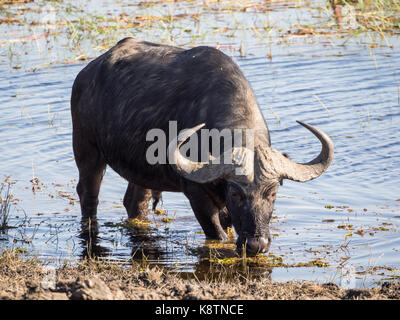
[0,251,399,300]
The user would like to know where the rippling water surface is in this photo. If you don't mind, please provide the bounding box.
[0,0,399,288]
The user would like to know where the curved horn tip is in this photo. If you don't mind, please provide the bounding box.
[195,123,206,129]
[276,120,334,182]
[296,120,311,128]
[198,123,206,130]
[177,123,206,142]
[184,123,206,135]
[295,120,332,143]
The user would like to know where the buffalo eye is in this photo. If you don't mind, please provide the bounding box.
[231,192,240,200]
[231,191,243,203]
[262,186,278,202]
[229,184,244,205]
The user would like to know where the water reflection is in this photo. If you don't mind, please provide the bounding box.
[79,218,109,259]
[182,240,273,281]
[79,217,169,263]
[125,226,167,262]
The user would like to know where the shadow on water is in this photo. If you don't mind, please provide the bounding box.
[124,226,168,262]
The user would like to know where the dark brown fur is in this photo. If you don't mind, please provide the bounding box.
[71,38,277,253]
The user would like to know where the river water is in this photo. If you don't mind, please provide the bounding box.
[0,0,399,288]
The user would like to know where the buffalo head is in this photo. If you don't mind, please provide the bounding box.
[168,121,334,254]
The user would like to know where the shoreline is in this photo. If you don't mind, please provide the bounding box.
[1,251,399,300]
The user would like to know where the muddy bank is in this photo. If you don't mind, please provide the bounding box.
[0,251,399,300]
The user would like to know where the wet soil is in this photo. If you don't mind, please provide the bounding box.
[1,252,399,300]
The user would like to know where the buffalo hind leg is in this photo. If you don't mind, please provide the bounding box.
[123,183,152,219]
[182,181,227,240]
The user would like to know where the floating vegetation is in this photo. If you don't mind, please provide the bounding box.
[11,247,27,255]
[335,221,396,237]
[209,254,285,267]
[373,226,390,231]
[161,217,171,223]
[154,208,166,215]
[126,218,151,228]
[104,218,151,230]
[208,254,330,268]
[338,224,354,231]
[295,260,330,268]
[204,240,236,251]
[355,229,365,236]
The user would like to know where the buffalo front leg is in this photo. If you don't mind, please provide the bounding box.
[76,165,106,219]
[123,183,152,219]
[182,182,227,240]
[75,161,106,220]
[73,130,106,219]
[219,207,232,231]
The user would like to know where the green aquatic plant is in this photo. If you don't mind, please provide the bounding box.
[208,254,330,268]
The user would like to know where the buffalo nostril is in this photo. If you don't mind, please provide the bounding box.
[244,237,270,254]
[236,236,270,254]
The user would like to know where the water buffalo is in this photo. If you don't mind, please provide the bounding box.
[71,37,334,254]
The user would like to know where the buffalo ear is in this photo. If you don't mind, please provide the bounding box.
[280,153,289,185]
